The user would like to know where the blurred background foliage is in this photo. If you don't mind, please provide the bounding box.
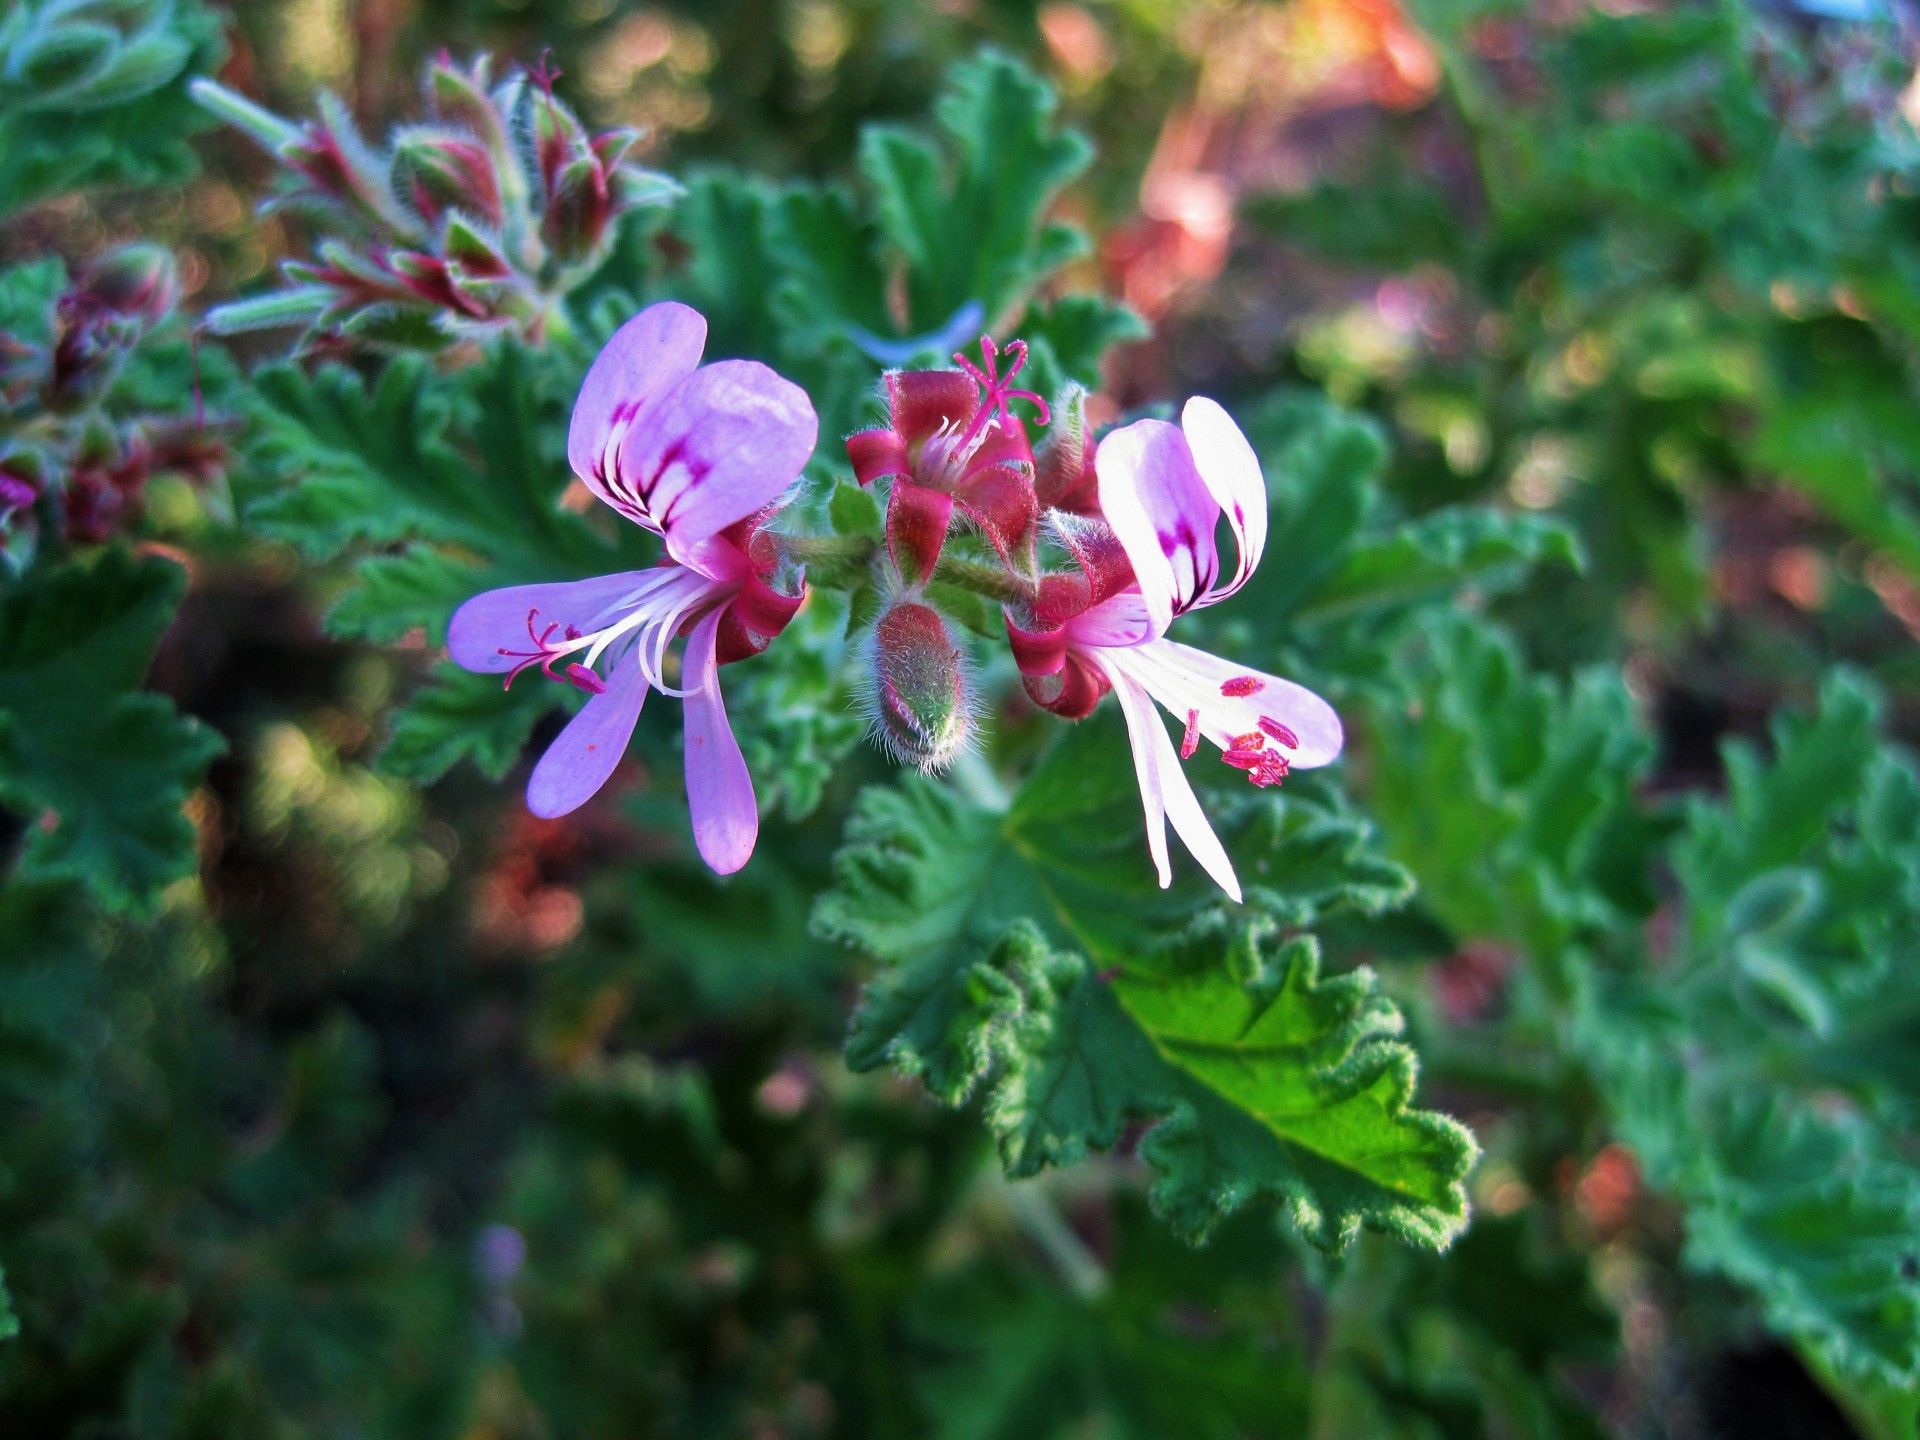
[6,0,1920,1436]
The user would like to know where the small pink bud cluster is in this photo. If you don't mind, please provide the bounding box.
[840,337,1342,899]
[194,53,679,351]
[0,246,226,564]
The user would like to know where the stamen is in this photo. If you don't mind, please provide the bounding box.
[1220,675,1264,698]
[1222,728,1290,790]
[1180,708,1200,759]
[529,48,562,97]
[496,608,589,690]
[565,663,606,695]
[952,335,1051,448]
[1258,716,1299,748]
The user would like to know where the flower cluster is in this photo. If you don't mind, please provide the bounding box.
[193,53,678,352]
[453,301,1341,899]
[0,244,225,567]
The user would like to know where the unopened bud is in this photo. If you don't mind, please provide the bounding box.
[393,128,505,228]
[541,154,613,265]
[0,453,43,518]
[76,243,179,325]
[1035,383,1097,514]
[866,600,975,773]
[426,52,509,159]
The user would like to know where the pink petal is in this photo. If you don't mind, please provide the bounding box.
[526,647,649,818]
[1095,417,1219,640]
[1133,639,1343,769]
[1093,654,1243,903]
[681,606,759,874]
[886,369,979,443]
[1065,591,1154,649]
[615,359,818,577]
[887,477,955,588]
[568,302,708,515]
[447,572,658,673]
[1181,397,1266,606]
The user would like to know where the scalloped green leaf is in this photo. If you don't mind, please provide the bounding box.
[0,549,223,909]
[818,712,1472,1250]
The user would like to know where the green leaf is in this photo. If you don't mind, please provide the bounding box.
[818,712,1473,1250]
[0,1263,17,1343]
[859,49,1093,328]
[1576,675,1920,1386]
[1363,611,1657,961]
[243,343,654,786]
[0,549,223,909]
[0,0,225,213]
[1296,507,1582,623]
[379,662,553,784]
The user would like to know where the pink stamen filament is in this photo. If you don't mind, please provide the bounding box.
[497,609,597,691]
[953,336,1050,448]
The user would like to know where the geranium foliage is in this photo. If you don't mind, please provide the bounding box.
[5,2,1920,1436]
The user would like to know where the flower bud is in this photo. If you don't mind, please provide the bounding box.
[541,153,614,266]
[865,600,975,773]
[393,127,505,228]
[426,52,508,159]
[76,243,179,326]
[0,452,43,521]
[1034,382,1097,514]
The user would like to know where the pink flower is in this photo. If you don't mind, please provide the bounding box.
[845,337,1047,585]
[448,302,816,873]
[1006,398,1342,902]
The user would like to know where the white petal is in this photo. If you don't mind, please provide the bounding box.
[1181,396,1266,606]
[1130,640,1343,769]
[1094,653,1243,902]
[1094,417,1219,639]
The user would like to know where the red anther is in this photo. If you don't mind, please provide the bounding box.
[1220,675,1264,697]
[1229,731,1266,752]
[953,335,1051,448]
[565,663,606,694]
[1258,716,1299,748]
[1222,749,1268,772]
[1180,708,1200,759]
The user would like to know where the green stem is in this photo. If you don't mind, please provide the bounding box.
[930,554,1033,606]
[780,534,876,567]
[777,534,1034,607]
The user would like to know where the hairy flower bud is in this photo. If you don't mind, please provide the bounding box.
[196,53,677,352]
[76,242,179,326]
[393,127,505,228]
[1035,382,1098,515]
[865,600,975,773]
[0,452,42,520]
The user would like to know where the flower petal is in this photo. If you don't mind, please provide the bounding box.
[447,572,660,673]
[525,645,649,818]
[1095,417,1218,639]
[616,359,819,575]
[681,606,759,874]
[1095,653,1242,902]
[1065,591,1154,649]
[886,477,955,587]
[567,301,707,511]
[1181,396,1266,605]
[1132,639,1343,769]
[886,369,979,443]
